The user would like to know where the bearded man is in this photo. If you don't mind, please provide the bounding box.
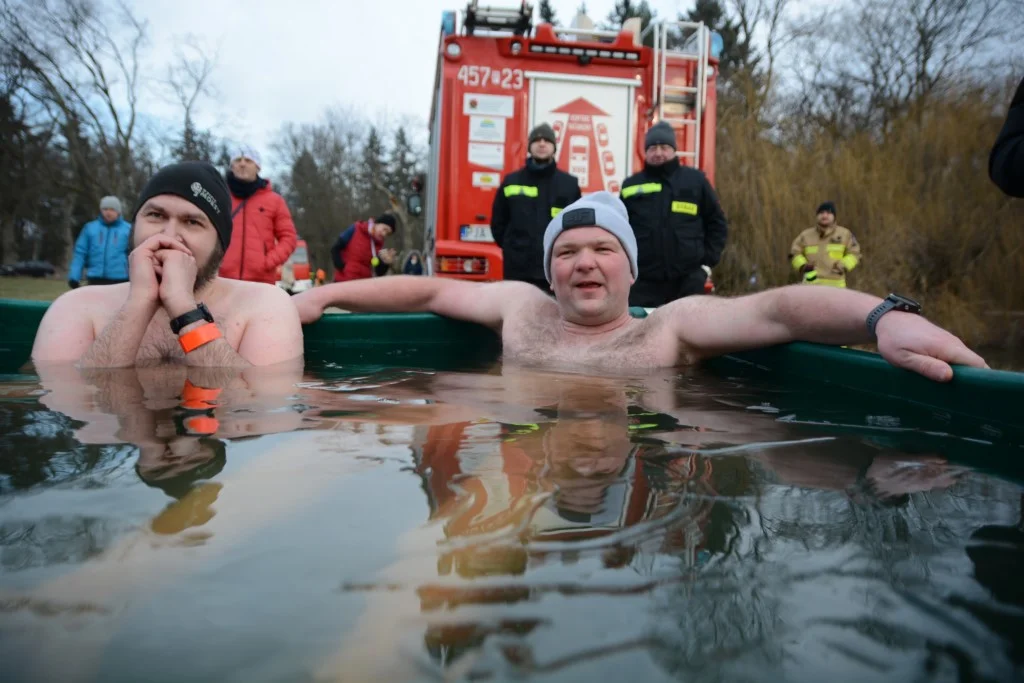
[32,162,303,367]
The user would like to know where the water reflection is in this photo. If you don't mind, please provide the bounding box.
[0,363,1020,682]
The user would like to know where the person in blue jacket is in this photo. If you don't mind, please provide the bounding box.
[68,196,132,288]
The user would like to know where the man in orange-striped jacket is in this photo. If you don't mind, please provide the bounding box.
[789,201,862,288]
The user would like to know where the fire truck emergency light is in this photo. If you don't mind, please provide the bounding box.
[438,256,489,275]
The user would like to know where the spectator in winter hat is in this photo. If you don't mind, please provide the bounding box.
[68,195,132,288]
[218,145,299,285]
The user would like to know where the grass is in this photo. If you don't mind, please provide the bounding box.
[0,276,69,302]
[712,85,1024,349]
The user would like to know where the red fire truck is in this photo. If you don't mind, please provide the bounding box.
[418,1,719,280]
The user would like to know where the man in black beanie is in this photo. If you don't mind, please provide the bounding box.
[32,161,303,367]
[619,120,728,307]
[491,121,581,291]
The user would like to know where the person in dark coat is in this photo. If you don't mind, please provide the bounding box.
[990,76,1024,197]
[619,121,728,307]
[491,123,582,291]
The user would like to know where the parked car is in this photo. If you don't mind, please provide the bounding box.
[0,260,56,277]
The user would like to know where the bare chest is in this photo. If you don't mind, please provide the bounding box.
[94,308,244,364]
[501,312,681,370]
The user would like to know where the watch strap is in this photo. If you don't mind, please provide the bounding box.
[866,300,896,339]
[170,303,213,334]
[866,294,921,339]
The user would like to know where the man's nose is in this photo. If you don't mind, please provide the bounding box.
[160,222,184,240]
[575,250,597,269]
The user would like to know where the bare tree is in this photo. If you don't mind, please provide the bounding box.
[0,0,150,199]
[165,34,220,162]
[0,0,153,266]
[799,0,1021,136]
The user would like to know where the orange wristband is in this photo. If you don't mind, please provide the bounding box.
[178,322,222,354]
[183,415,220,435]
[181,379,222,410]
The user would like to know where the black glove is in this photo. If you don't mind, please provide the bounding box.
[68,279,80,289]
[799,263,814,274]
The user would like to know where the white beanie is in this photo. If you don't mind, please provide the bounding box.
[232,145,262,169]
[543,191,638,283]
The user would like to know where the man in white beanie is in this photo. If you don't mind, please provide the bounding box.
[218,145,298,285]
[292,192,986,382]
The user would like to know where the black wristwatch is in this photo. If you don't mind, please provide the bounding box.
[866,294,922,339]
[170,302,215,334]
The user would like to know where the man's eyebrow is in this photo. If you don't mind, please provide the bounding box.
[557,237,618,249]
[177,211,211,224]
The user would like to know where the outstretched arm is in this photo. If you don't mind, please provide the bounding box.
[292,276,541,332]
[664,285,987,381]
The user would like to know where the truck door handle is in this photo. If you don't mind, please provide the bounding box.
[476,214,486,220]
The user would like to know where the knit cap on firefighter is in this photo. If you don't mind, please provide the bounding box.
[529,123,557,147]
[99,196,122,214]
[644,121,677,150]
[542,191,638,283]
[133,161,233,250]
[816,201,837,216]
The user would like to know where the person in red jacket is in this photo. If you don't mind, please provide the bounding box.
[331,214,397,282]
[218,146,298,284]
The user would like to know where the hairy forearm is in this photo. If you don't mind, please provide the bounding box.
[311,276,442,313]
[768,285,882,345]
[79,299,156,368]
[182,335,252,367]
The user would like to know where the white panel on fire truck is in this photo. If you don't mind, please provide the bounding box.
[468,115,506,143]
[463,93,514,118]
[527,73,635,195]
[468,142,505,170]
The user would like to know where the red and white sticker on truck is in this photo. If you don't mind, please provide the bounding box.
[529,76,635,195]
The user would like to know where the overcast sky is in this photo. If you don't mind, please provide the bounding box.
[133,0,699,171]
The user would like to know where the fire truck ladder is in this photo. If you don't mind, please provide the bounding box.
[462,1,533,35]
[646,20,710,168]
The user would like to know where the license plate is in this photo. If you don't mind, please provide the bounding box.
[460,225,493,242]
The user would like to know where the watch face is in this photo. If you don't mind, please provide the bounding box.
[889,294,920,311]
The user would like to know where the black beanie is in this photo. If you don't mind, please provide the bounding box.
[816,201,837,217]
[645,121,677,150]
[529,123,557,147]
[374,213,397,231]
[134,161,233,249]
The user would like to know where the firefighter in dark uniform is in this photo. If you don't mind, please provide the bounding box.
[491,123,582,291]
[620,121,728,307]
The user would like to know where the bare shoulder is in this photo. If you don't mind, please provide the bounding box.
[500,285,559,331]
[647,294,716,323]
[645,295,722,360]
[434,278,550,330]
[222,279,303,364]
[33,283,128,361]
[492,281,555,316]
[46,283,128,322]
[218,278,293,317]
[494,280,551,302]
